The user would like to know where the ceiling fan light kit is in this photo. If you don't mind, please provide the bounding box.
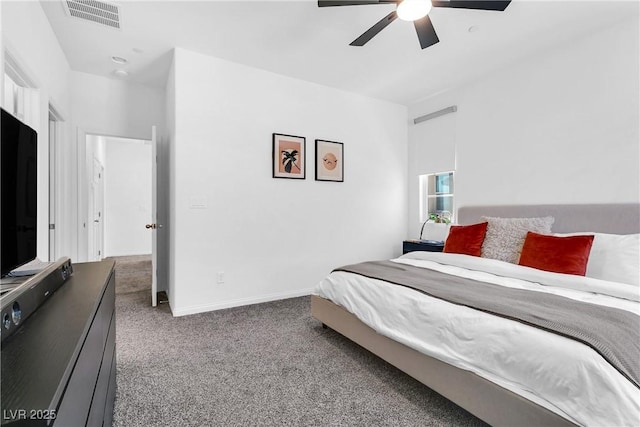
[318,0,511,49]
[396,0,432,22]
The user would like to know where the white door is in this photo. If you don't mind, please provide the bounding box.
[91,160,105,261]
[77,128,89,262]
[150,127,158,306]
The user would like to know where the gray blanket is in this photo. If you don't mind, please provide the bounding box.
[334,260,640,390]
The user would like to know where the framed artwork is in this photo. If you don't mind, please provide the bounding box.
[315,139,343,182]
[272,133,305,179]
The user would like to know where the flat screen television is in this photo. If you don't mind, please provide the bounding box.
[1,108,38,277]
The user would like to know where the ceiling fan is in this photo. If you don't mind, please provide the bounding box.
[318,0,511,49]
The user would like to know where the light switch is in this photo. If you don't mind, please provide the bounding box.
[189,196,207,209]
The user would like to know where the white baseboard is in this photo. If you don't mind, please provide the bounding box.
[169,288,315,317]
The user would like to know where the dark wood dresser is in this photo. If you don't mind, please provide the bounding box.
[1,260,116,426]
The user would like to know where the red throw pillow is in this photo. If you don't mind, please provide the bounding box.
[518,232,594,276]
[443,222,488,257]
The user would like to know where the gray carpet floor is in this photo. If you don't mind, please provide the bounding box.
[108,255,152,294]
[113,264,486,426]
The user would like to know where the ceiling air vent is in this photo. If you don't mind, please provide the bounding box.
[62,0,121,30]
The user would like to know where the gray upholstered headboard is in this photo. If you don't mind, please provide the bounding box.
[458,204,640,234]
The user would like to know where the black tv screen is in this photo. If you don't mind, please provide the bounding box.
[1,108,38,277]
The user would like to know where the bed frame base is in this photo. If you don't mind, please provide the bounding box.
[311,295,576,427]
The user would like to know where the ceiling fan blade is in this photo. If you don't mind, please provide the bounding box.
[431,1,510,11]
[350,11,398,46]
[318,0,397,7]
[414,15,439,49]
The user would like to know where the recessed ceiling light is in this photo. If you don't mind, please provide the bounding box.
[132,47,144,54]
[468,26,479,33]
[111,56,128,64]
[113,69,129,77]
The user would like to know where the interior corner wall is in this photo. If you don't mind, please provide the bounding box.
[1,2,168,268]
[0,3,4,106]
[71,71,166,268]
[70,71,166,140]
[408,15,639,233]
[1,1,73,262]
[170,48,408,316]
[164,53,176,306]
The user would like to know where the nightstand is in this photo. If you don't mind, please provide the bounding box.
[403,239,445,254]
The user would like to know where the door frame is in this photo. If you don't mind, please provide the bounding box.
[151,126,157,306]
[48,104,65,261]
[78,128,160,306]
[89,158,104,261]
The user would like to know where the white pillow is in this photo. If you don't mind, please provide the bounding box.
[555,233,639,286]
[480,216,555,264]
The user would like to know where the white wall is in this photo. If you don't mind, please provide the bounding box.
[164,54,176,306]
[408,15,639,236]
[103,137,152,257]
[71,71,166,270]
[169,48,408,316]
[1,1,72,262]
[2,3,167,271]
[0,1,3,104]
[70,71,165,140]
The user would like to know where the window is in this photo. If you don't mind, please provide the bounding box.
[3,50,46,260]
[419,171,454,223]
[3,51,39,130]
[3,73,24,118]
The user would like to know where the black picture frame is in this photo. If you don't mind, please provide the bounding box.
[272,133,306,179]
[315,139,343,182]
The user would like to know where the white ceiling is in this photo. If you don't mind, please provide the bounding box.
[40,0,636,105]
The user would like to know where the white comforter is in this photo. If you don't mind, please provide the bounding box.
[314,252,640,427]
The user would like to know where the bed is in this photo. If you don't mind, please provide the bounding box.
[311,204,640,427]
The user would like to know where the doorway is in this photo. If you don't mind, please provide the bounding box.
[85,134,152,261]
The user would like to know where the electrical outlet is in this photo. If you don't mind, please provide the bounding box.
[216,272,224,284]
